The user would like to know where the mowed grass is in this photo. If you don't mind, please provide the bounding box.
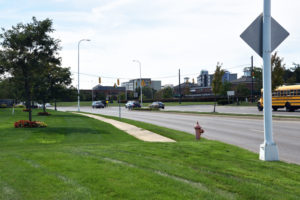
[1,109,300,199]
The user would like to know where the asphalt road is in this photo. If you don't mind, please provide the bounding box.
[163,104,300,117]
[55,106,300,165]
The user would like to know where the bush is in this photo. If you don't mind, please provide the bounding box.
[15,105,25,108]
[38,112,51,116]
[23,109,31,112]
[0,104,7,108]
[14,120,47,128]
[217,99,233,105]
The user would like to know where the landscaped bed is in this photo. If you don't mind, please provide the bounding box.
[0,108,300,199]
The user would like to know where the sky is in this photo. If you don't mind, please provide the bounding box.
[1,0,299,89]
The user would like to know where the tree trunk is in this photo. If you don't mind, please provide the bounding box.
[54,99,57,111]
[43,99,46,113]
[24,77,32,121]
[213,95,216,113]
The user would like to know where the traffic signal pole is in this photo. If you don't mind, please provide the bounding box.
[260,0,279,161]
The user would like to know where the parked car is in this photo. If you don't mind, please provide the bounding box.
[149,101,165,109]
[92,101,105,108]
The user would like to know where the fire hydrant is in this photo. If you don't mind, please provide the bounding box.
[194,121,204,140]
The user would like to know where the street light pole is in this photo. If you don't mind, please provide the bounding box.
[133,60,142,106]
[77,39,90,112]
[260,0,279,161]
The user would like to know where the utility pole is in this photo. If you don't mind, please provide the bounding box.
[179,69,181,104]
[251,56,254,103]
[260,0,279,161]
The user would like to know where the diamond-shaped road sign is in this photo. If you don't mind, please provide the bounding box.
[240,13,289,57]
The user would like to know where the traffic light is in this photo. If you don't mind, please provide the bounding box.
[98,77,101,84]
[117,79,120,86]
[141,80,145,87]
[251,71,255,78]
[113,83,117,88]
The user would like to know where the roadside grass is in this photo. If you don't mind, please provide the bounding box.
[1,108,300,199]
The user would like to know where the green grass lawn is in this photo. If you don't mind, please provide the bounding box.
[1,108,300,199]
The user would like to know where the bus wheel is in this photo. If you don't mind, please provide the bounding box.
[257,103,263,111]
[272,107,278,111]
[285,103,294,112]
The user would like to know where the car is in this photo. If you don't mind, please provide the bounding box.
[125,101,141,109]
[149,101,165,109]
[125,101,134,108]
[45,103,51,107]
[92,101,105,108]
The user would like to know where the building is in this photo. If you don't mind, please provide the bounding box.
[197,70,237,88]
[92,85,126,100]
[197,70,210,87]
[122,79,161,91]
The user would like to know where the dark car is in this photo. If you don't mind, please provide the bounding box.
[126,101,141,109]
[149,102,165,109]
[92,101,105,108]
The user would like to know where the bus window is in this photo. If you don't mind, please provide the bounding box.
[297,90,300,96]
[272,92,275,96]
[287,90,290,96]
[281,91,284,96]
[284,91,287,96]
[277,91,280,96]
[291,90,294,96]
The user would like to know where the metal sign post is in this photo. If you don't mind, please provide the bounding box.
[260,0,278,161]
[241,0,289,161]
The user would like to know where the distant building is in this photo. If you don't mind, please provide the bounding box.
[197,70,237,88]
[197,70,210,87]
[92,85,125,100]
[121,78,161,91]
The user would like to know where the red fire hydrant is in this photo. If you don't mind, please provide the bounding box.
[194,121,204,140]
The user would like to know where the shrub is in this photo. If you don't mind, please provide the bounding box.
[0,104,7,108]
[16,105,25,108]
[14,120,47,128]
[23,109,31,112]
[38,112,51,116]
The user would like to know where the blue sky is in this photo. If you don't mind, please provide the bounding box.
[1,0,299,89]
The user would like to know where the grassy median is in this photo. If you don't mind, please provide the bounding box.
[0,108,300,199]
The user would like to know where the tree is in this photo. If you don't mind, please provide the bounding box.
[0,17,61,121]
[212,62,225,112]
[271,52,285,90]
[235,83,250,99]
[33,65,72,111]
[163,87,173,98]
[220,81,232,97]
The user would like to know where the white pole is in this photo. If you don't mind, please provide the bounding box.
[77,39,90,112]
[260,0,279,161]
[133,60,142,106]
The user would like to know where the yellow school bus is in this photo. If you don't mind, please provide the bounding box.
[257,85,300,112]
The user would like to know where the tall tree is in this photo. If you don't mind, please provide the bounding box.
[212,63,225,112]
[0,17,61,121]
[271,52,285,90]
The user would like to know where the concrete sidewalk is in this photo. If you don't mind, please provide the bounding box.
[74,113,175,143]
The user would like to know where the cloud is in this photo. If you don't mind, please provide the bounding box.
[1,0,300,88]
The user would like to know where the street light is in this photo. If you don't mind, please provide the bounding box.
[78,39,91,112]
[133,60,142,106]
